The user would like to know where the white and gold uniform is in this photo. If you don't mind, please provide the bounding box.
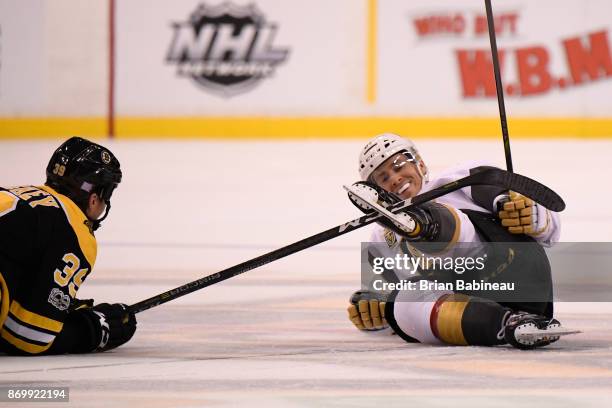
[367,162,560,345]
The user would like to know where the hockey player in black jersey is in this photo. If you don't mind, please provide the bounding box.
[0,137,136,355]
[346,133,572,349]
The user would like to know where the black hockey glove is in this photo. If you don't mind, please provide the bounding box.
[347,181,439,241]
[90,303,137,352]
[47,302,137,354]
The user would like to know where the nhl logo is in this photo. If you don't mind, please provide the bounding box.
[166,2,290,97]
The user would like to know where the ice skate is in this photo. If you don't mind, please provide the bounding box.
[504,312,580,350]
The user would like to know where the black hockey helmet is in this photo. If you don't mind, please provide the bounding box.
[46,137,122,228]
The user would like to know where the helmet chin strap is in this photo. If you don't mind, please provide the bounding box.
[416,159,429,184]
[90,201,111,231]
[417,165,429,184]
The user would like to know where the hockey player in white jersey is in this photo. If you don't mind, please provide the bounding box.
[347,133,566,349]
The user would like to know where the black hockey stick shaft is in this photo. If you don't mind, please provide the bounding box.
[485,0,513,173]
[129,169,564,313]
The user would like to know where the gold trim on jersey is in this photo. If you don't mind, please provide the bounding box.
[9,301,63,333]
[0,301,62,354]
[440,204,461,252]
[1,330,53,354]
[0,191,18,218]
[3,316,56,343]
[0,271,9,328]
[39,186,97,267]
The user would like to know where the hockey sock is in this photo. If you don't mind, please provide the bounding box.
[430,294,510,346]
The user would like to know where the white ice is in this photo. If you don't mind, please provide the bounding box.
[1,139,611,407]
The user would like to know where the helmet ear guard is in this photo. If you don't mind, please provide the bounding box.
[97,183,118,203]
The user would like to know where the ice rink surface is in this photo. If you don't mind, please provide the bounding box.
[1,139,612,407]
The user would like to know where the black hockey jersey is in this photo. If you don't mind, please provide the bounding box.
[0,185,96,354]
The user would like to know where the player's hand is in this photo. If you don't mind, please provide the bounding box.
[495,191,549,235]
[347,290,388,331]
[91,303,137,351]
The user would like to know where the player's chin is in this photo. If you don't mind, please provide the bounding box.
[398,190,414,200]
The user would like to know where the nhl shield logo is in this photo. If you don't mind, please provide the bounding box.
[166,2,290,97]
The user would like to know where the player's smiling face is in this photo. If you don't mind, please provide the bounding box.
[370,153,424,199]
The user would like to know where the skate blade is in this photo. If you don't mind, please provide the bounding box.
[516,327,582,340]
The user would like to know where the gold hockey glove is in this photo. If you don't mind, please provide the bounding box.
[496,191,549,235]
[347,290,388,331]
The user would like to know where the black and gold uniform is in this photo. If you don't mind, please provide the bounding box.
[0,185,96,354]
[0,137,136,355]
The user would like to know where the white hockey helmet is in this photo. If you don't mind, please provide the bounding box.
[358,133,428,182]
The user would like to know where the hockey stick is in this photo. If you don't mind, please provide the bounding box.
[129,168,564,314]
[485,0,513,173]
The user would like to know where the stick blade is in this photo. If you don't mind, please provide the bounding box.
[481,169,566,212]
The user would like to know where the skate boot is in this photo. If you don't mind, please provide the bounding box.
[504,312,562,350]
